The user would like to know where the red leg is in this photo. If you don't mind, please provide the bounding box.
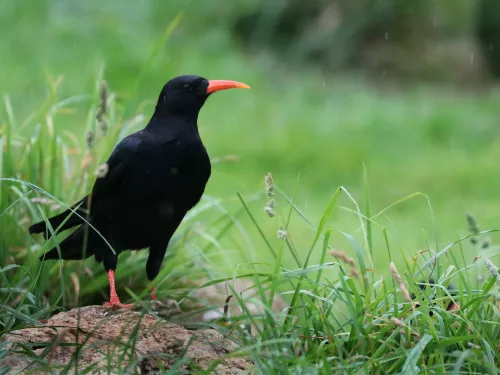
[151,286,157,301]
[104,270,132,309]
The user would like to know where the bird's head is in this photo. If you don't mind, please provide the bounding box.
[155,75,250,116]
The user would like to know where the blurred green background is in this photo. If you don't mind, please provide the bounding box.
[1,0,499,306]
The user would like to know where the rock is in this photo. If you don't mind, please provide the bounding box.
[134,298,184,319]
[0,305,251,374]
[178,278,288,333]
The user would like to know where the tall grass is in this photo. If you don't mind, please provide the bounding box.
[0,77,499,373]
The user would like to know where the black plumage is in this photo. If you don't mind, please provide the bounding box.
[29,75,250,308]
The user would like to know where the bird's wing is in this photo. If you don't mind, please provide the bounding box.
[30,135,146,234]
[91,135,143,198]
[91,133,180,199]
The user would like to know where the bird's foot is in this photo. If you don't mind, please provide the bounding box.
[104,301,133,309]
[104,295,133,309]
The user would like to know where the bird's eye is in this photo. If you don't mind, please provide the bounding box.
[183,84,192,91]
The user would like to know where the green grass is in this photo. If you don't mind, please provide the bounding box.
[1,0,500,373]
[1,79,499,372]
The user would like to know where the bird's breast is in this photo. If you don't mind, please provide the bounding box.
[90,141,211,248]
[143,141,211,201]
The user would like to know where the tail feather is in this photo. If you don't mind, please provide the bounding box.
[39,227,95,260]
[29,196,89,238]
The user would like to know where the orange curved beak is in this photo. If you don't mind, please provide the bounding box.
[206,80,250,94]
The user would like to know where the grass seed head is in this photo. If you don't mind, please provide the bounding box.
[80,151,93,170]
[466,212,480,234]
[391,317,405,327]
[264,172,274,197]
[349,268,360,278]
[277,228,287,240]
[481,238,491,249]
[99,80,108,114]
[390,262,411,302]
[94,162,109,178]
[50,204,61,211]
[31,197,54,206]
[264,173,276,217]
[483,256,500,287]
[96,80,109,136]
[86,130,95,150]
[264,198,276,217]
[329,249,356,268]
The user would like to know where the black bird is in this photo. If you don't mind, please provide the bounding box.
[29,75,250,308]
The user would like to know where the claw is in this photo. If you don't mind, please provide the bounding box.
[104,301,133,309]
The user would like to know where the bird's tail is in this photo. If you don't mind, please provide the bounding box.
[29,196,89,238]
[39,227,95,260]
